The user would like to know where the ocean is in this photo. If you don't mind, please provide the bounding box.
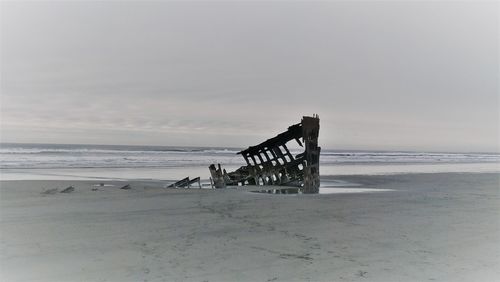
[1,143,499,181]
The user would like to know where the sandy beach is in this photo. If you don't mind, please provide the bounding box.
[3,1,498,281]
[1,172,498,281]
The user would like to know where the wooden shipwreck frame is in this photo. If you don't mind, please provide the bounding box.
[209,115,321,193]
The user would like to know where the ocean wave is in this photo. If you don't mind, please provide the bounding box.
[1,144,498,169]
[0,147,241,155]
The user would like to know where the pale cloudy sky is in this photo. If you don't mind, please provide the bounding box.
[1,1,498,152]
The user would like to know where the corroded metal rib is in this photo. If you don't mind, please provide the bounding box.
[209,115,320,193]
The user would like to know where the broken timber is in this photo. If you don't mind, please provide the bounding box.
[209,115,321,194]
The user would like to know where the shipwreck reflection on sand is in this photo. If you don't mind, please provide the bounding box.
[250,187,394,195]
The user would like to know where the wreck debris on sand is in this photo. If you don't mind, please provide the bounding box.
[167,177,202,189]
[209,115,320,194]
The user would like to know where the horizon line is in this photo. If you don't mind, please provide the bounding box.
[1,141,498,155]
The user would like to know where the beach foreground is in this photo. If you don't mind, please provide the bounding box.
[1,173,499,281]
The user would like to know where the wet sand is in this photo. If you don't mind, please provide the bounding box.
[1,173,499,281]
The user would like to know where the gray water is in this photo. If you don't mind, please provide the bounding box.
[1,143,498,180]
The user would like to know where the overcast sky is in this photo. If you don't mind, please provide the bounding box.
[1,1,498,152]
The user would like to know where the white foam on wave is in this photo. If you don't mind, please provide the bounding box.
[1,144,499,178]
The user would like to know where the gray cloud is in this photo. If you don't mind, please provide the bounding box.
[1,1,498,152]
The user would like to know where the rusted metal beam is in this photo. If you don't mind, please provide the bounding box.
[209,115,321,193]
[167,177,190,188]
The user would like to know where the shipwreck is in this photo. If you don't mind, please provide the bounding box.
[209,115,321,194]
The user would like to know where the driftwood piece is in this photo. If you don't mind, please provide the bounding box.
[208,115,321,193]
